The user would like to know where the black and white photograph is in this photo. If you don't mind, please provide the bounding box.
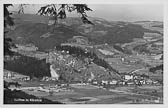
[1,0,167,106]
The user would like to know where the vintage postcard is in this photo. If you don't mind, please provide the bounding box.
[1,0,168,108]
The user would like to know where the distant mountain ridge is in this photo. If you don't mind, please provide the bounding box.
[7,14,163,51]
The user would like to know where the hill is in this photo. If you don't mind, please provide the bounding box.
[6,23,82,51]
[48,45,121,82]
[6,14,163,51]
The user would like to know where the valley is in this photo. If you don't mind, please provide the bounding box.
[4,13,163,104]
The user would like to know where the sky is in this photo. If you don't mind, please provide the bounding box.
[9,4,163,21]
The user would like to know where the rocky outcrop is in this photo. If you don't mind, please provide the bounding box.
[50,65,59,80]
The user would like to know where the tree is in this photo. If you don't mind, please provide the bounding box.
[18,4,94,25]
[4,4,94,56]
[5,55,51,78]
[37,4,93,25]
[4,4,15,56]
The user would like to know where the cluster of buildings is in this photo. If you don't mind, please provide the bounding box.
[47,50,86,71]
[4,55,20,61]
[120,73,160,86]
[44,48,161,87]
[7,83,73,93]
[89,72,160,87]
[121,57,141,65]
[11,44,38,52]
[41,76,57,81]
[4,70,30,82]
[22,84,73,93]
[4,41,162,92]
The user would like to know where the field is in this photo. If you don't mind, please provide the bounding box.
[105,58,144,73]
[18,81,162,104]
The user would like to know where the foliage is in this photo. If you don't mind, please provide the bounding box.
[4,4,15,56]
[4,81,21,89]
[149,64,163,73]
[50,45,120,83]
[55,45,120,75]
[4,37,15,55]
[37,4,93,25]
[17,4,93,25]
[5,4,94,53]
[113,44,124,53]
[113,45,132,55]
[133,44,150,54]
[152,25,163,28]
[4,4,14,27]
[4,54,51,78]
[159,54,163,60]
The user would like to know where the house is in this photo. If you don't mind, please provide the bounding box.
[58,55,64,60]
[101,80,108,85]
[4,72,14,79]
[121,58,125,62]
[153,80,159,85]
[145,79,154,85]
[122,74,134,81]
[133,75,139,79]
[41,76,49,81]
[8,82,21,91]
[127,80,135,86]
[140,80,146,85]
[117,80,126,86]
[92,81,98,85]
[4,70,31,81]
[133,79,139,85]
[20,76,30,81]
[109,80,118,85]
[125,74,134,80]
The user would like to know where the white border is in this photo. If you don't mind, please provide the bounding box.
[0,0,168,108]
[0,0,167,4]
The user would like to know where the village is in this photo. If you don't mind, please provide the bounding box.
[3,40,163,104]
[4,25,163,104]
[4,38,163,93]
[4,67,163,104]
[4,48,162,94]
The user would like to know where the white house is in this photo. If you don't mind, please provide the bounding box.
[21,76,30,81]
[4,72,13,79]
[101,80,108,85]
[118,81,126,85]
[145,79,153,85]
[127,81,134,86]
[92,81,98,85]
[140,80,146,85]
[121,58,125,62]
[124,74,134,81]
[109,80,118,85]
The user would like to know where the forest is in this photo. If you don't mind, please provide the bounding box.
[4,54,51,78]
